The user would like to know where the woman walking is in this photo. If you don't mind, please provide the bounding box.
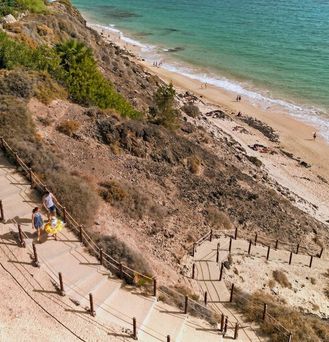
[32,207,44,242]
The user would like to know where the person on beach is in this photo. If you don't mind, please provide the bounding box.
[32,207,44,242]
[236,95,239,102]
[313,131,317,140]
[43,191,56,220]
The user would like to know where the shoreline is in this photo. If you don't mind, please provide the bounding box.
[88,22,329,225]
[89,23,329,173]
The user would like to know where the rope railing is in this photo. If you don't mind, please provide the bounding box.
[0,137,294,341]
[0,137,154,284]
[1,137,242,338]
[187,226,324,261]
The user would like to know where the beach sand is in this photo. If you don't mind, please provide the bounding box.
[90,24,329,225]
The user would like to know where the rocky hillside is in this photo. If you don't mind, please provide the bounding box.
[0,0,328,281]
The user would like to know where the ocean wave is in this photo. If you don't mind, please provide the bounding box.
[159,62,329,141]
[90,22,329,142]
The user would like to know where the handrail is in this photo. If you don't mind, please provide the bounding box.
[1,137,259,339]
[0,137,153,283]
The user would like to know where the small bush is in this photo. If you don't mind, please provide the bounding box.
[57,120,80,137]
[187,155,201,174]
[99,180,158,220]
[99,181,127,204]
[324,284,329,299]
[93,234,152,284]
[206,207,232,230]
[273,270,291,289]
[0,70,33,99]
[181,103,201,118]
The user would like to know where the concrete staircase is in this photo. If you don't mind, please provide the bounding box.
[0,151,228,342]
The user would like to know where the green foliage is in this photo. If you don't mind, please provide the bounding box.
[0,33,141,118]
[151,82,180,130]
[55,40,140,118]
[0,0,46,17]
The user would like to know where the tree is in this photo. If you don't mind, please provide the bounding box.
[152,82,180,130]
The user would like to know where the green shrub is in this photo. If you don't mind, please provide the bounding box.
[16,0,46,13]
[55,40,141,118]
[151,82,180,130]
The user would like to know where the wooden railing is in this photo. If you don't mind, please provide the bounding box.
[0,136,247,340]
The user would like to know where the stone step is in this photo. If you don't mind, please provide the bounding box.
[138,301,186,342]
[179,317,222,342]
[98,288,156,332]
[77,276,122,311]
[43,251,100,287]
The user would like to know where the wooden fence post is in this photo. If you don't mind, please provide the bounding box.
[275,239,279,250]
[296,244,299,254]
[223,317,228,337]
[59,272,65,296]
[0,200,4,222]
[266,246,271,261]
[119,263,124,278]
[234,322,239,340]
[216,243,220,263]
[229,237,232,253]
[309,255,313,268]
[220,313,225,331]
[319,248,324,259]
[192,263,195,279]
[184,296,188,314]
[219,262,224,281]
[89,293,96,316]
[29,168,35,188]
[0,137,4,150]
[287,333,292,342]
[62,207,66,223]
[262,303,267,321]
[79,226,83,243]
[167,336,170,342]
[230,283,234,302]
[99,248,103,265]
[17,224,25,248]
[32,243,40,267]
[210,229,213,242]
[191,243,196,257]
[254,233,258,245]
[204,291,208,306]
[153,278,157,297]
[248,239,252,255]
[289,251,293,265]
[132,317,137,340]
[234,227,238,240]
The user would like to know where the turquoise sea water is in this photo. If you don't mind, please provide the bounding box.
[72,0,329,138]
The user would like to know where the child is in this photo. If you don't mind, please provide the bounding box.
[44,213,63,240]
[32,207,44,242]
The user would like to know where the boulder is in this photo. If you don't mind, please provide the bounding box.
[1,14,16,24]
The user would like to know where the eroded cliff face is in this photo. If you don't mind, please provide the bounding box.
[2,1,328,280]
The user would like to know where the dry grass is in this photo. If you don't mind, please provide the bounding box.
[206,207,232,230]
[187,155,201,174]
[273,270,292,289]
[158,285,220,326]
[232,289,329,342]
[99,180,163,220]
[57,120,81,137]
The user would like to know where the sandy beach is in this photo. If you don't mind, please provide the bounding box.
[90,24,329,225]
